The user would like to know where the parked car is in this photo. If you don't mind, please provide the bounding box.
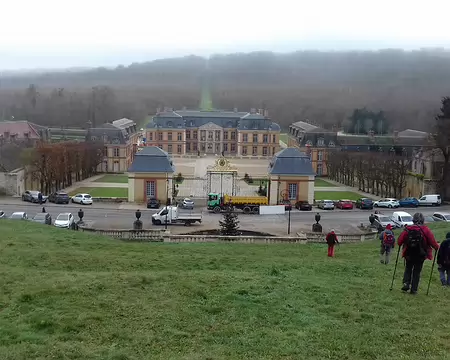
[295,201,312,211]
[71,193,93,205]
[54,213,75,228]
[356,198,374,210]
[9,212,28,220]
[31,212,52,225]
[391,211,414,227]
[418,194,442,206]
[48,191,70,204]
[146,197,161,209]
[432,212,450,222]
[424,215,436,224]
[373,213,397,229]
[279,199,292,211]
[22,190,48,203]
[181,198,194,209]
[336,199,354,210]
[373,198,400,208]
[398,197,419,208]
[317,200,335,210]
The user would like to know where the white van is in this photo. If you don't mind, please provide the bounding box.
[418,194,441,206]
[391,211,414,227]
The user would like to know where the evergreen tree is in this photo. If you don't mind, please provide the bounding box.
[219,206,240,236]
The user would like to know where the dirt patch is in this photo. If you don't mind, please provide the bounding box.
[181,229,275,237]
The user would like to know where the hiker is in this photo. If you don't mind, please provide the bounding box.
[38,192,43,205]
[379,224,395,264]
[326,230,339,257]
[397,212,439,294]
[437,232,450,286]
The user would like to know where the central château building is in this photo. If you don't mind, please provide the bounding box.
[144,108,281,156]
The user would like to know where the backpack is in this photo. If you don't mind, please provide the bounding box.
[327,233,337,245]
[441,241,450,266]
[404,227,427,259]
[383,231,395,248]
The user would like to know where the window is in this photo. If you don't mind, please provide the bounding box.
[262,146,268,156]
[186,131,190,140]
[288,183,298,200]
[224,131,228,140]
[208,131,213,140]
[215,131,220,141]
[149,132,153,141]
[193,143,197,151]
[201,130,206,141]
[168,144,172,153]
[177,133,182,141]
[186,143,191,152]
[318,151,323,161]
[253,133,258,143]
[177,144,182,153]
[103,147,108,156]
[146,181,156,198]
[272,134,276,143]
[158,132,163,141]
[242,146,247,155]
[231,131,236,140]
[113,148,120,157]
[263,134,268,143]
[243,134,248,142]
[317,138,324,146]
[223,143,228,152]
[193,131,198,139]
[252,146,257,155]
[168,132,172,141]
[317,163,323,175]
[231,143,236,152]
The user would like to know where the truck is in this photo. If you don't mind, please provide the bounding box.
[207,193,268,214]
[151,206,202,226]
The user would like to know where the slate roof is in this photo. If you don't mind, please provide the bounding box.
[0,120,42,139]
[146,109,280,131]
[112,118,136,129]
[86,118,137,144]
[268,147,315,176]
[128,146,175,173]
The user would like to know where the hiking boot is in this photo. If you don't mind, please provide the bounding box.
[380,260,385,264]
[401,284,410,292]
[410,291,417,295]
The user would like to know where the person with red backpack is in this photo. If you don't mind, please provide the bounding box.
[437,232,450,286]
[326,230,339,257]
[379,224,395,264]
[397,212,439,295]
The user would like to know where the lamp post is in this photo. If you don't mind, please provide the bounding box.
[287,206,291,235]
[165,177,169,230]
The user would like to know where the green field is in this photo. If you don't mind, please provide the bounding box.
[68,187,128,198]
[1,220,450,359]
[314,178,337,187]
[279,133,288,144]
[315,191,366,201]
[94,174,128,183]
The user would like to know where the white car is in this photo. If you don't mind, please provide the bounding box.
[54,213,75,228]
[373,198,400,208]
[373,214,398,229]
[9,212,28,220]
[391,211,414,227]
[432,212,450,222]
[71,193,93,205]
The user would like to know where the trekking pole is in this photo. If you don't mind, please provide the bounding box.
[426,249,438,296]
[390,245,402,291]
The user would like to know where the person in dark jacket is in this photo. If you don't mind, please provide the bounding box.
[437,232,450,286]
[397,212,439,294]
[326,230,339,257]
[379,224,395,264]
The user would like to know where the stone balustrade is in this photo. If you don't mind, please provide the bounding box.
[79,227,377,243]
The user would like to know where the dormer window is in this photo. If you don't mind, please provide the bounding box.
[317,138,325,146]
[167,121,173,128]
[328,140,335,147]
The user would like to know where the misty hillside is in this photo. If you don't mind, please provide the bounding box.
[1,50,450,130]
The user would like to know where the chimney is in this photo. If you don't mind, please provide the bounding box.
[250,108,256,114]
[233,107,238,112]
[264,109,269,118]
[394,130,399,138]
[182,106,187,110]
[156,107,161,114]
[258,108,263,115]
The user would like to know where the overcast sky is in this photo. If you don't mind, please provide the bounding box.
[1,0,449,70]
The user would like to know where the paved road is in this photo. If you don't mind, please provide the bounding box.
[1,198,448,235]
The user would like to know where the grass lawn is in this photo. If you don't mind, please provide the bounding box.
[279,133,288,144]
[1,221,450,359]
[93,174,128,183]
[315,191,365,201]
[68,187,128,198]
[314,178,337,187]
[244,178,268,187]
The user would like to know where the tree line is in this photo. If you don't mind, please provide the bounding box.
[1,50,450,131]
[21,142,104,194]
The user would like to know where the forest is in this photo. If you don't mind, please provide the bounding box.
[1,49,450,130]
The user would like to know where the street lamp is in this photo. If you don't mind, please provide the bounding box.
[287,205,291,235]
[165,177,169,230]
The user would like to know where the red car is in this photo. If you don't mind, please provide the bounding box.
[337,199,354,210]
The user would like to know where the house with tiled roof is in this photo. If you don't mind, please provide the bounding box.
[86,118,141,173]
[0,120,50,143]
[145,108,281,157]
